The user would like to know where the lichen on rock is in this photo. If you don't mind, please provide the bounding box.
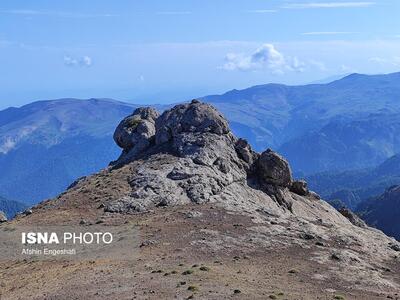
[113,107,159,164]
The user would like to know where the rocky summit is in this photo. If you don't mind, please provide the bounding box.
[2,100,400,299]
[107,100,314,214]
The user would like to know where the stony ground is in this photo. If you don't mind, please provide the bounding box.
[1,203,399,300]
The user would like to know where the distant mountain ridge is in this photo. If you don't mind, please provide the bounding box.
[205,72,400,174]
[357,185,400,240]
[0,98,137,153]
[306,153,400,210]
[3,72,400,204]
[0,98,139,204]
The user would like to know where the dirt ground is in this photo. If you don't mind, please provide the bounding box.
[1,204,399,300]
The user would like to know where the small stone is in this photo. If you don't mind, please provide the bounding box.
[140,240,157,248]
[24,209,33,216]
[185,211,203,219]
[290,180,309,196]
[299,233,315,240]
[389,243,400,252]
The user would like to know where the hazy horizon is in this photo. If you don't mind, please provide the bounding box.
[0,71,361,110]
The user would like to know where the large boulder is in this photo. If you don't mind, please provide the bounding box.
[155,100,229,145]
[113,107,159,162]
[257,149,293,187]
[0,211,7,223]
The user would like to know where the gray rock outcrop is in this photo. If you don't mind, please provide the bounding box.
[0,211,7,222]
[339,208,367,228]
[106,100,319,214]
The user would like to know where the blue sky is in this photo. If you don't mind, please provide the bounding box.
[1,0,400,108]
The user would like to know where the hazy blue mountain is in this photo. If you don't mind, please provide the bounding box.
[279,113,400,174]
[3,72,400,205]
[205,72,400,174]
[306,154,400,209]
[375,153,400,176]
[0,196,27,219]
[357,185,400,241]
[0,98,139,204]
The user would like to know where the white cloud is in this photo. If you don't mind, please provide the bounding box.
[64,55,92,67]
[81,56,92,67]
[302,31,358,35]
[63,55,78,66]
[222,43,305,74]
[283,2,375,9]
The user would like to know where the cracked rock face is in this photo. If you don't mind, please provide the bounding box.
[107,100,315,213]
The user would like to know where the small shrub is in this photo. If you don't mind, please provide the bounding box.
[334,296,345,300]
[187,285,198,292]
[199,266,210,271]
[182,269,194,275]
